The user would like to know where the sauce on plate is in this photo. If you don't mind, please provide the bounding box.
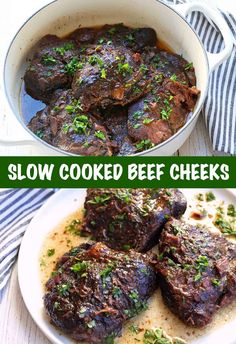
[40,192,236,343]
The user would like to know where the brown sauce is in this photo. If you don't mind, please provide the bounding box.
[40,193,236,344]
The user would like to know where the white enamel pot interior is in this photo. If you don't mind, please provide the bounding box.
[3,0,234,156]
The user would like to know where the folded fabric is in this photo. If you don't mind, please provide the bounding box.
[0,188,55,297]
[163,0,236,154]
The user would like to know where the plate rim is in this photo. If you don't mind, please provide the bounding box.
[17,188,236,344]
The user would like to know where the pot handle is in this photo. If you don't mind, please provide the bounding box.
[171,1,234,72]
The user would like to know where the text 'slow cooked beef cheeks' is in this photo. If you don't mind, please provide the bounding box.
[28,90,113,156]
[156,219,236,327]
[44,242,157,344]
[71,44,151,111]
[82,188,187,252]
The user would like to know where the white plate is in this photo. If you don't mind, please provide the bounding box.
[18,188,236,344]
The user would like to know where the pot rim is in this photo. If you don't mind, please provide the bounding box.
[3,0,209,156]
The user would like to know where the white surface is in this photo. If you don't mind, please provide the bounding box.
[16,188,236,344]
[0,0,235,156]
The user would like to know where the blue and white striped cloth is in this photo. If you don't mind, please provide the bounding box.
[165,0,236,154]
[0,189,55,297]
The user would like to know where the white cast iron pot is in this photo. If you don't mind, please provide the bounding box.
[1,0,234,156]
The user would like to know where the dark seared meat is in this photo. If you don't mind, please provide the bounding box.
[145,49,196,87]
[82,189,187,252]
[95,24,157,52]
[44,242,157,343]
[101,106,130,153]
[24,35,80,103]
[128,78,199,146]
[28,90,113,156]
[69,27,96,44]
[156,219,236,327]
[117,137,137,156]
[71,44,151,111]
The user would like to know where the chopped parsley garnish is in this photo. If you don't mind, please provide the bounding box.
[42,54,57,66]
[160,108,171,120]
[117,62,133,76]
[87,194,111,204]
[205,192,215,202]
[40,259,46,267]
[88,55,104,67]
[65,57,83,75]
[143,118,154,125]
[160,98,172,120]
[136,139,154,151]
[122,244,131,251]
[62,123,70,134]
[170,73,177,81]
[29,65,36,72]
[53,105,60,112]
[194,255,209,282]
[196,193,204,201]
[139,64,148,73]
[108,27,116,35]
[104,334,116,344]
[214,214,236,236]
[94,130,106,140]
[154,74,163,83]
[133,123,141,129]
[72,115,90,134]
[79,306,87,314]
[172,225,184,235]
[51,271,58,278]
[71,261,88,275]
[212,278,220,287]
[53,301,61,310]
[116,189,132,204]
[133,111,143,119]
[143,328,172,344]
[35,130,44,138]
[54,42,74,55]
[227,204,236,217]
[47,248,55,257]
[69,247,80,256]
[112,286,122,298]
[115,213,127,220]
[65,218,81,235]
[124,300,148,318]
[184,62,193,70]
[125,33,135,42]
[129,324,140,334]
[100,262,116,284]
[132,85,141,94]
[100,68,107,79]
[57,283,71,296]
[65,99,83,114]
[87,320,96,329]
[129,289,139,301]
[83,141,90,148]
